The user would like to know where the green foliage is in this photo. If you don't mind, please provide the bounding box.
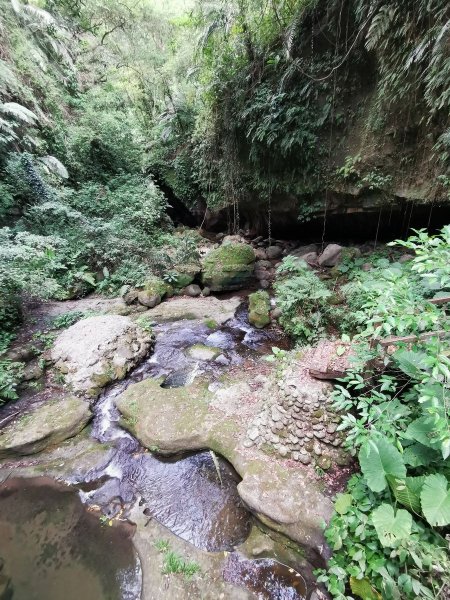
[371,504,412,548]
[204,318,217,330]
[322,226,450,599]
[317,475,450,600]
[0,227,64,302]
[162,551,201,579]
[155,539,201,580]
[20,174,175,295]
[51,311,85,329]
[63,86,147,182]
[358,437,406,493]
[154,539,170,553]
[0,358,24,403]
[274,257,337,343]
[393,226,450,292]
[135,316,154,335]
[420,474,450,527]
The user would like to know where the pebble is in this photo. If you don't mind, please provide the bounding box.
[271,410,280,422]
[278,445,289,456]
[248,427,260,441]
[317,456,331,470]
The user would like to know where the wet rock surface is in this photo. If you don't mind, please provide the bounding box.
[0,394,91,458]
[223,553,307,599]
[0,292,341,600]
[115,373,335,558]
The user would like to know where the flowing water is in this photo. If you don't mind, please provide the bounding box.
[1,302,310,600]
[72,304,290,552]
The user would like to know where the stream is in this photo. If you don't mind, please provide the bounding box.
[0,302,312,600]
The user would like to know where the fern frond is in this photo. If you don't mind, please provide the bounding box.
[11,0,56,27]
[0,60,21,95]
[0,102,39,125]
[39,155,69,179]
[366,6,396,51]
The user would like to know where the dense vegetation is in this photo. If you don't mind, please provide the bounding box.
[1,0,450,598]
[273,228,450,599]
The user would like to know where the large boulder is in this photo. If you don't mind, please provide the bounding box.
[266,245,282,260]
[318,244,343,267]
[115,376,334,558]
[146,296,240,325]
[51,315,153,397]
[0,395,91,458]
[184,284,202,297]
[248,291,271,329]
[201,243,256,291]
[137,291,161,308]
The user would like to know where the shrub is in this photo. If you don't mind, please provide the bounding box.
[274,256,337,343]
[320,225,450,600]
[0,358,24,403]
[317,475,450,600]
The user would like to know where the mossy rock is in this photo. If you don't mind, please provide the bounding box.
[142,275,172,299]
[248,291,271,329]
[0,395,92,458]
[187,344,222,361]
[172,264,201,290]
[201,243,256,291]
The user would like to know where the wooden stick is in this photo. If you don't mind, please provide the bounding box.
[377,329,449,348]
[428,296,450,306]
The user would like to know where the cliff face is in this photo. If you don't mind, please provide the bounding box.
[180,0,450,238]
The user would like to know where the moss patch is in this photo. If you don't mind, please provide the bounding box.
[201,243,256,291]
[142,276,172,299]
[203,243,255,270]
[172,264,201,290]
[186,344,222,361]
[248,291,271,329]
[204,319,218,329]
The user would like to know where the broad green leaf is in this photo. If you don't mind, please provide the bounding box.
[403,443,439,467]
[371,503,412,547]
[405,417,440,450]
[420,474,450,526]
[389,476,425,514]
[393,349,428,379]
[334,493,353,515]
[359,437,406,492]
[350,576,381,600]
[80,272,96,286]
